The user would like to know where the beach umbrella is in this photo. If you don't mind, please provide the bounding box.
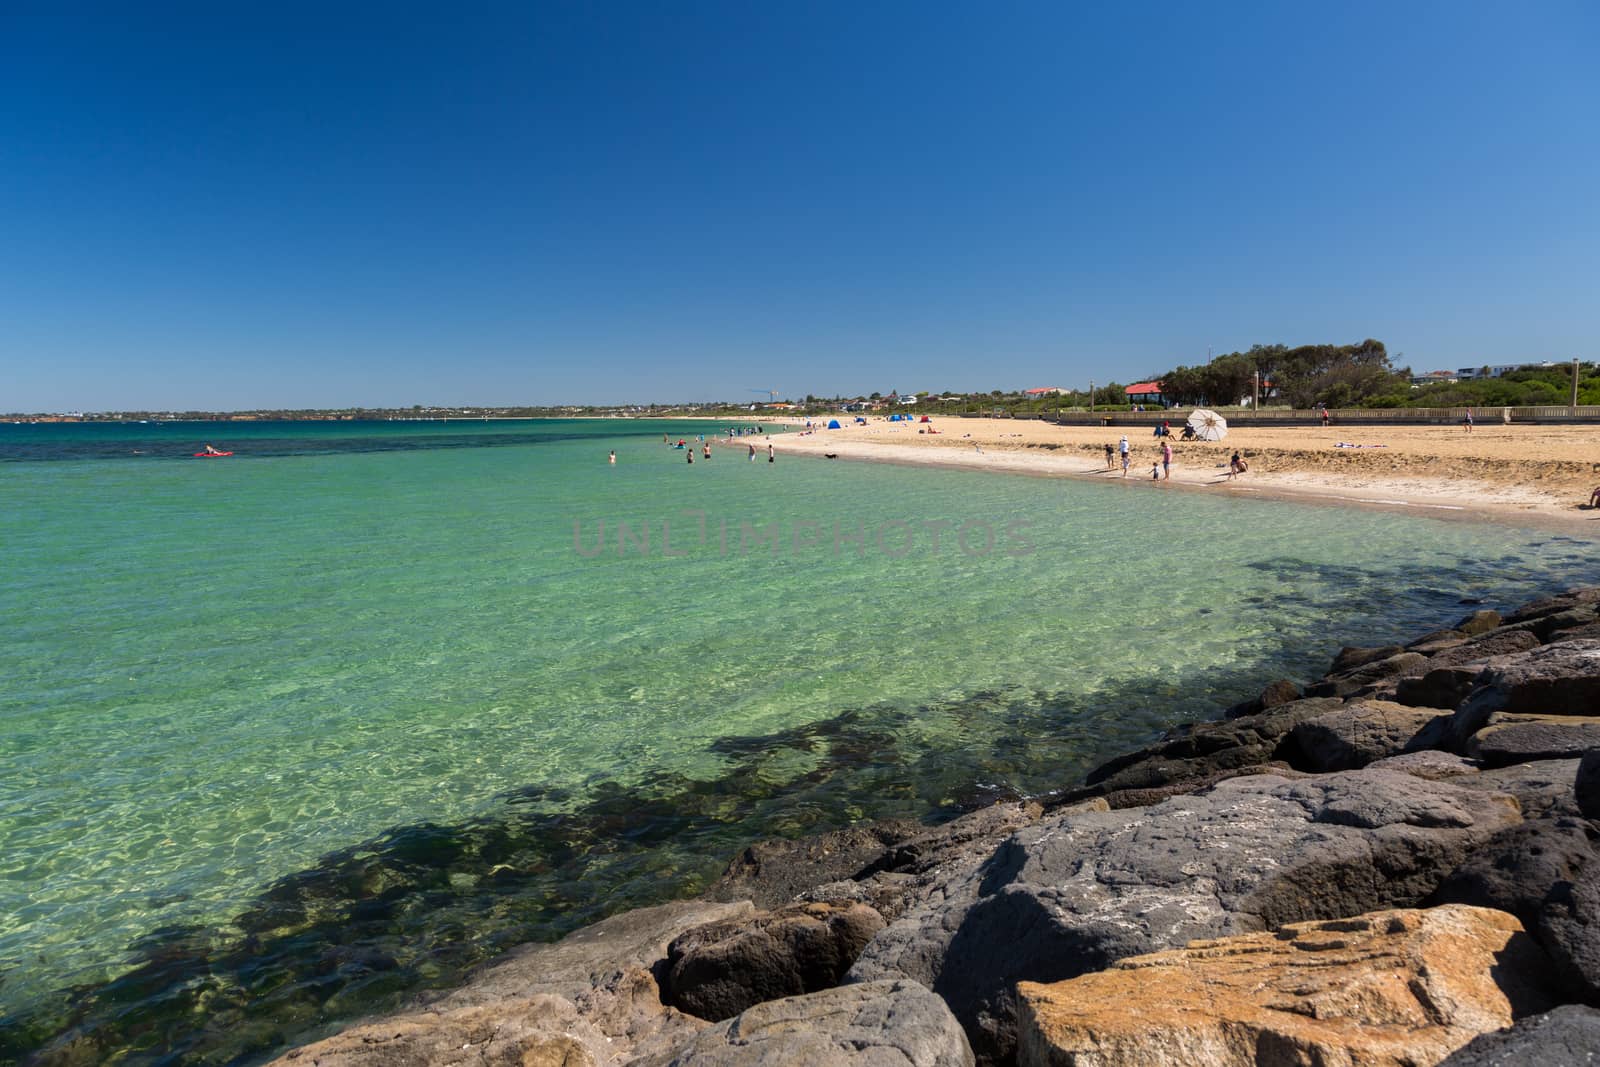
[1187,408,1228,441]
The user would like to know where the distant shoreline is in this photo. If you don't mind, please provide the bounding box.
[748,416,1600,537]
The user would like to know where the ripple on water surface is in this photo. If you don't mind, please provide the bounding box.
[0,419,1594,1064]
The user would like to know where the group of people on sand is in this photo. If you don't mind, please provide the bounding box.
[1101,435,1247,482]
[1104,434,1177,480]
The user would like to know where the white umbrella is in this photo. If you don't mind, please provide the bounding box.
[1187,408,1228,441]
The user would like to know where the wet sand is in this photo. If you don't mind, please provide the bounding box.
[748,417,1600,534]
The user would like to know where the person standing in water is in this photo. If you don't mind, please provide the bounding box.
[608,450,616,465]
[687,448,693,464]
[748,443,756,461]
[767,442,774,463]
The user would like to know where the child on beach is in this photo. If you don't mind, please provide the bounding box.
[1104,442,1114,469]
[1151,462,1160,480]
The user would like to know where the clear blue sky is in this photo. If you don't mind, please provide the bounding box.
[3,3,1596,410]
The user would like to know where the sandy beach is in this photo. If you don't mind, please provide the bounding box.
[749,416,1600,533]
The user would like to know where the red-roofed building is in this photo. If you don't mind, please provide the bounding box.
[1025,386,1064,396]
[1124,381,1166,407]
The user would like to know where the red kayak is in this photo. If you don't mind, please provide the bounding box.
[193,451,233,457]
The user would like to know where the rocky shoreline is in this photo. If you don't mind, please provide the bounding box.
[272,588,1600,1066]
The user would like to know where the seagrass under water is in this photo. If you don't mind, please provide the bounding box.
[0,418,1592,1063]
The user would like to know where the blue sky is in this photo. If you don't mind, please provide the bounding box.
[3,3,1596,410]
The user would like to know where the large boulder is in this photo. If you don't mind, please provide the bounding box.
[707,820,925,910]
[1015,906,1557,1067]
[1433,816,1600,1002]
[848,770,1521,1064]
[1502,588,1600,626]
[1287,700,1442,771]
[1425,628,1542,668]
[431,900,754,1010]
[1452,759,1583,820]
[1065,698,1342,801]
[268,901,754,1066]
[663,902,885,1021]
[1465,714,1600,768]
[800,802,1045,924]
[1439,1005,1600,1066]
[1458,640,1600,719]
[1396,666,1483,711]
[1577,749,1600,819]
[635,979,974,1067]
[1367,749,1480,780]
[1305,652,1430,699]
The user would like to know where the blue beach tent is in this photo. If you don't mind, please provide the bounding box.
[827,419,842,429]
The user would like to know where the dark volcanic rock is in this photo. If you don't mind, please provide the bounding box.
[1094,762,1308,810]
[1540,863,1600,1004]
[1458,639,1600,720]
[637,979,975,1067]
[1454,759,1583,820]
[1068,698,1342,803]
[1423,630,1544,673]
[1287,701,1442,771]
[802,802,1043,924]
[1367,749,1480,780]
[1577,749,1600,820]
[1503,588,1600,626]
[1408,628,1468,653]
[664,902,885,1022]
[1305,652,1430,699]
[1224,678,1302,719]
[1434,816,1600,1002]
[706,820,924,910]
[1396,666,1483,711]
[1466,715,1600,768]
[1433,817,1597,925]
[1439,1005,1600,1067]
[847,769,1521,1065]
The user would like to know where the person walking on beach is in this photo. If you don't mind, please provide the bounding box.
[1463,408,1473,433]
[1320,405,1330,427]
[1119,435,1130,477]
[1161,440,1172,480]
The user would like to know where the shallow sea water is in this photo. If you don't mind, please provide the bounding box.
[1,418,1593,1063]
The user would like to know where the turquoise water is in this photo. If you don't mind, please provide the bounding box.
[1,419,1594,1064]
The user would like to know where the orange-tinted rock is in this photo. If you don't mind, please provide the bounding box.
[1016,906,1557,1067]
